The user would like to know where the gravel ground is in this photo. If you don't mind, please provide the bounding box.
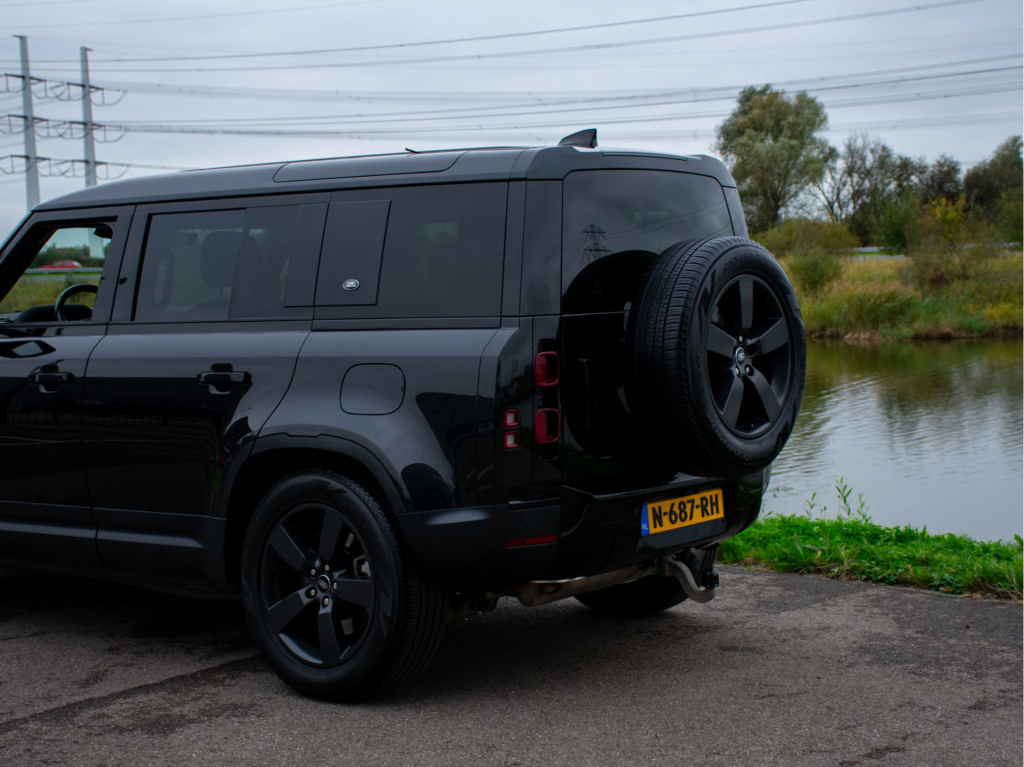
[0,565,1020,767]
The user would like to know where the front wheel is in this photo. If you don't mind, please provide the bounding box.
[241,471,447,701]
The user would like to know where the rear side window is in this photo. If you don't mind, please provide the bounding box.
[134,205,319,322]
[561,170,733,302]
[317,183,507,318]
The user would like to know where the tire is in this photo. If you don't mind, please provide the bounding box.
[630,236,805,478]
[576,575,687,617]
[241,470,448,701]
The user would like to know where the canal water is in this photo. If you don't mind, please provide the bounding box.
[765,339,1023,542]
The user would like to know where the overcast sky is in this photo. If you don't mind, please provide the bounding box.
[1,0,1021,234]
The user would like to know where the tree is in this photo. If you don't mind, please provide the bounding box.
[715,85,835,233]
[922,155,963,204]
[814,134,929,245]
[965,136,1022,210]
[814,134,893,230]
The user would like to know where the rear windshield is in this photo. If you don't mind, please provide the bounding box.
[562,169,733,304]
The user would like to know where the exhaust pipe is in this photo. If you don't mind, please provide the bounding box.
[514,565,652,607]
[514,547,720,607]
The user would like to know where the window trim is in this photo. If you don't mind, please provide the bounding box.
[0,206,134,326]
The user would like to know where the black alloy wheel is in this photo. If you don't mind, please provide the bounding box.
[241,471,448,701]
[258,502,375,667]
[629,236,805,477]
[705,275,794,438]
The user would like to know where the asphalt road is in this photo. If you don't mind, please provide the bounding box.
[0,565,1019,767]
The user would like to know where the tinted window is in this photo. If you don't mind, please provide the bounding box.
[375,183,506,317]
[134,205,310,322]
[316,200,390,307]
[562,170,733,294]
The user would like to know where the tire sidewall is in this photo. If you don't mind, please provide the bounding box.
[240,472,401,698]
[685,241,805,472]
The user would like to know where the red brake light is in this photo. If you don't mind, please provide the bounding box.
[534,352,559,387]
[503,409,520,428]
[535,408,561,445]
[504,431,520,450]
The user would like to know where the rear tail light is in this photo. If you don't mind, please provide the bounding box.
[504,431,520,450]
[534,352,559,387]
[535,408,561,444]
[503,409,520,428]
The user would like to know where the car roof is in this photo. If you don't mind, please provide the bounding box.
[36,143,736,212]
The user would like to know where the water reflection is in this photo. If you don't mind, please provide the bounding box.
[766,340,1023,541]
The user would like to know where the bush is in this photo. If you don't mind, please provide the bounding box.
[756,218,860,255]
[870,189,923,253]
[802,282,919,334]
[758,219,859,297]
[903,197,999,291]
[783,250,842,296]
[998,187,1023,243]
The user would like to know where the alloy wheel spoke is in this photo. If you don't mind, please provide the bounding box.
[268,588,310,632]
[719,375,745,430]
[318,508,345,562]
[749,369,782,421]
[333,576,375,609]
[707,324,736,358]
[269,525,310,573]
[318,607,343,666]
[739,277,754,334]
[753,319,789,355]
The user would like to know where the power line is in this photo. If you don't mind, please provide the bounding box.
[97,58,1022,130]
[10,0,391,29]
[72,0,820,63]
[21,0,993,74]
[0,154,188,176]
[70,54,1020,119]
[101,79,1021,140]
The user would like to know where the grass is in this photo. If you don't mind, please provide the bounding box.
[718,480,1023,601]
[0,274,97,315]
[781,254,1022,341]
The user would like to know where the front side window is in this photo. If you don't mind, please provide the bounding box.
[0,223,111,322]
[134,205,303,322]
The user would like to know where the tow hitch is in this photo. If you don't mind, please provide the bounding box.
[659,546,720,603]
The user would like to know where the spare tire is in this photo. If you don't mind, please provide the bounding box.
[629,237,805,478]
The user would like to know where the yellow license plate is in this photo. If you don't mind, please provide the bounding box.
[641,489,724,536]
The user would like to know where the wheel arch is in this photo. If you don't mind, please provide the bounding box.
[221,435,409,587]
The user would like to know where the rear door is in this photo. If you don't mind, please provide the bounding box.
[558,169,735,483]
[82,195,328,579]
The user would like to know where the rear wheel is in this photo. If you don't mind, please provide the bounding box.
[241,470,447,701]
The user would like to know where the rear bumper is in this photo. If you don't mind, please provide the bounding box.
[397,470,766,593]
[549,471,765,580]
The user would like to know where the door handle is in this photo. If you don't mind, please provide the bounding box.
[28,365,74,392]
[197,366,251,393]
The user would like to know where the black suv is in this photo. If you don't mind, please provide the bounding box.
[0,130,804,700]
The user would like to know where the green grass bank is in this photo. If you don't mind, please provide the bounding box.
[778,253,1022,342]
[718,511,1023,601]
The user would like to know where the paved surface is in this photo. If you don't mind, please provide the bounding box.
[0,565,1019,767]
